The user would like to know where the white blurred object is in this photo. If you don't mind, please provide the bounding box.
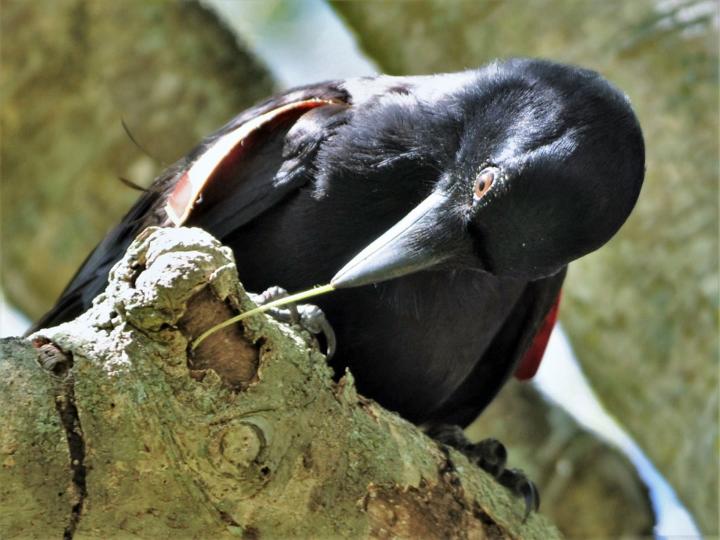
[535,324,701,539]
[654,0,719,37]
[0,290,30,337]
[201,0,378,88]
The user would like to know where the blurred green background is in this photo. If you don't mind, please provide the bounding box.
[1,0,717,536]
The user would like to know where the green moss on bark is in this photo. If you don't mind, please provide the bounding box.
[2,228,562,538]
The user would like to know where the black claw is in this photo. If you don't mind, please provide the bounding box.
[425,424,540,519]
[498,468,540,520]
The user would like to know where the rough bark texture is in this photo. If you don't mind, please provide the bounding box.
[0,0,274,319]
[332,1,719,534]
[1,227,562,539]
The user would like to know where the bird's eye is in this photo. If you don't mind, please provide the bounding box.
[474,167,496,199]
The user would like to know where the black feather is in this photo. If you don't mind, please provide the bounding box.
[32,59,644,426]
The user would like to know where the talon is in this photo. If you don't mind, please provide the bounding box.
[425,425,540,518]
[317,312,336,359]
[297,304,336,360]
[526,479,540,518]
[498,468,540,519]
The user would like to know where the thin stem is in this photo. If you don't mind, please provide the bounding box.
[191,283,336,350]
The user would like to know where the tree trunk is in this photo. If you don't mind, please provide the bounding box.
[1,227,561,539]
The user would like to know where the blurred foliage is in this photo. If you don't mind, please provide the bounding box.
[332,0,718,533]
[0,0,274,317]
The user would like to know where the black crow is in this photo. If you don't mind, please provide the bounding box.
[32,58,645,510]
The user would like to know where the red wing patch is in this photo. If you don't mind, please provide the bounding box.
[165,98,341,226]
[514,292,561,380]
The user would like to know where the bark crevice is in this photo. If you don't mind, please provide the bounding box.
[33,340,87,540]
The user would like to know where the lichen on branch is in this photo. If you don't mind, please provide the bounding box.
[1,227,561,539]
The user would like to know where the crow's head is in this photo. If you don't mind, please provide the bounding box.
[332,59,645,287]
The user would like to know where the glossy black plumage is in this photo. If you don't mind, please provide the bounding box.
[33,59,644,426]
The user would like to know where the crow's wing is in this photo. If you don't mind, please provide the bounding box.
[30,82,351,332]
[428,268,566,427]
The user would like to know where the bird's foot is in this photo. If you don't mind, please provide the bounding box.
[249,286,336,359]
[425,424,539,520]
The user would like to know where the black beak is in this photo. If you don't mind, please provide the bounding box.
[331,191,456,289]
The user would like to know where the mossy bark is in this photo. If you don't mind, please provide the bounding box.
[0,227,562,539]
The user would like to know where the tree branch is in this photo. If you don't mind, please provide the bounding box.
[1,227,561,539]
